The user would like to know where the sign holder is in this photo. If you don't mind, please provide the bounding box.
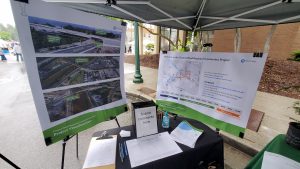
[131,101,158,138]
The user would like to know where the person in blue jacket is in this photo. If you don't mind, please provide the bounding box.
[0,48,7,62]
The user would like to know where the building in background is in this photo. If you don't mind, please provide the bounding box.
[211,22,300,60]
[125,22,300,60]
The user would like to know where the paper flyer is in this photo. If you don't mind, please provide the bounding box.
[156,51,267,136]
[11,0,127,145]
[262,152,300,169]
[170,121,203,148]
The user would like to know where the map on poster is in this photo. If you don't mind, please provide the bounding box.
[162,59,202,95]
[156,52,267,136]
[11,0,127,145]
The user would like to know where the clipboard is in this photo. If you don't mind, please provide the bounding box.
[83,135,117,169]
[84,164,115,169]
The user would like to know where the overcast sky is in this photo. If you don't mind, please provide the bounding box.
[0,0,15,26]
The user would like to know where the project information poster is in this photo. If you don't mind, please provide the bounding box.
[156,52,267,136]
[11,0,127,145]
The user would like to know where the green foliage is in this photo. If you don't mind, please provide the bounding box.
[176,39,189,52]
[146,43,154,51]
[185,31,194,51]
[0,31,11,40]
[290,50,300,61]
[0,24,18,41]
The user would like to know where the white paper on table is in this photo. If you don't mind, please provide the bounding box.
[126,132,182,168]
[83,136,117,169]
[120,130,131,137]
[170,121,203,148]
[261,151,300,169]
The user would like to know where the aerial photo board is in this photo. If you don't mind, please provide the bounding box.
[156,52,267,137]
[11,0,127,145]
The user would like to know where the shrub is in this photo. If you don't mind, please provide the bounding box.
[146,43,154,51]
[291,50,300,61]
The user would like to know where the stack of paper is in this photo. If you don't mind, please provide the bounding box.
[126,132,182,168]
[261,151,300,169]
[170,121,203,148]
[83,136,117,169]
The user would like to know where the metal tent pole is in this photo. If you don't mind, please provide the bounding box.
[234,28,241,53]
[264,25,277,53]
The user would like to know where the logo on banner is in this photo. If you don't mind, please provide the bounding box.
[241,59,256,63]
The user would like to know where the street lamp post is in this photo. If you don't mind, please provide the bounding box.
[133,21,143,83]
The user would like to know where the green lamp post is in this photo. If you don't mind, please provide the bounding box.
[133,21,143,83]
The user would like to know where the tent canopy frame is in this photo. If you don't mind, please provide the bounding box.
[44,0,300,31]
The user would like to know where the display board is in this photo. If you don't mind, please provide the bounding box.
[156,51,267,137]
[11,0,127,145]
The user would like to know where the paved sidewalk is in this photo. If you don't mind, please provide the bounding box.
[0,62,297,169]
[124,63,300,152]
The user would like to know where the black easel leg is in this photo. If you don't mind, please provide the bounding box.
[61,139,67,169]
[0,154,20,169]
[76,134,79,159]
[115,118,120,128]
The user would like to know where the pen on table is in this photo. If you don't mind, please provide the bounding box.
[119,143,124,163]
[123,142,128,157]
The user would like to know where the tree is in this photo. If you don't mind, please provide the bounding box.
[0,31,11,40]
[146,43,154,51]
[0,24,19,41]
[6,24,19,41]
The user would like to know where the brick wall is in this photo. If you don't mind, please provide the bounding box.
[212,29,235,52]
[240,26,270,53]
[291,27,300,53]
[212,23,300,60]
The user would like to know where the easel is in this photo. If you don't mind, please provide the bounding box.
[61,134,79,169]
[60,117,120,169]
[0,153,21,169]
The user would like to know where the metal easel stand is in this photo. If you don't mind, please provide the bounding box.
[110,116,121,128]
[61,117,120,169]
[0,153,21,169]
[61,134,79,169]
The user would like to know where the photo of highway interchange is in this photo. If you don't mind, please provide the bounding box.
[44,80,122,122]
[37,56,120,89]
[28,16,124,122]
[29,16,121,54]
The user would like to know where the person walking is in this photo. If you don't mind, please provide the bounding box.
[13,43,23,62]
[128,45,132,53]
[0,48,7,62]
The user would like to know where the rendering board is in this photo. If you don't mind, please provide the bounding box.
[156,52,267,136]
[11,0,127,145]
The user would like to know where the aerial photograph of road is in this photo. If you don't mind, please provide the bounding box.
[28,16,121,54]
[37,56,120,90]
[44,80,122,122]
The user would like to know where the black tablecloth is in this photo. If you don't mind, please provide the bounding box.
[92,117,224,169]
